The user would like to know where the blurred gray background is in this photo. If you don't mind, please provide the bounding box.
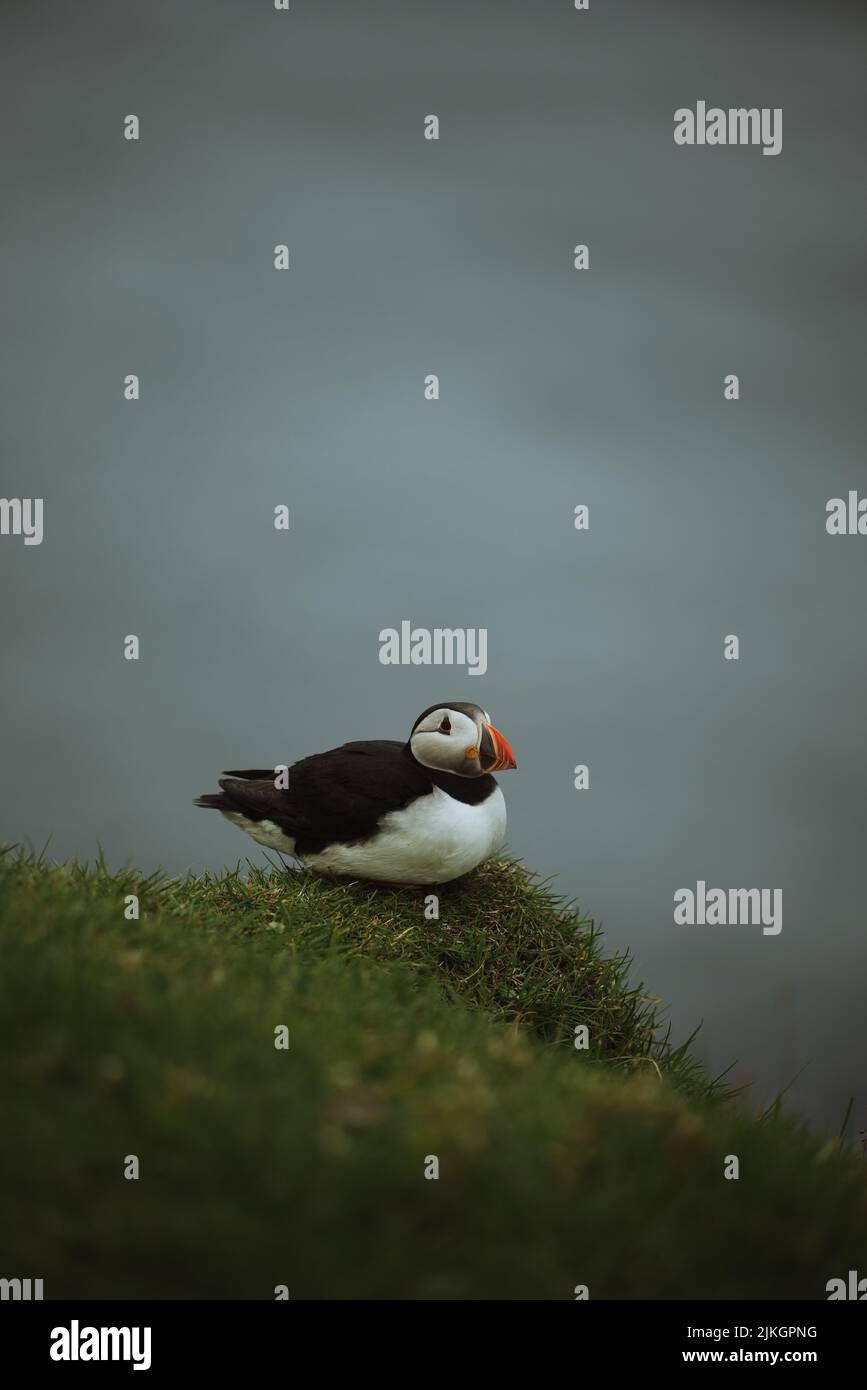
[2,0,865,1132]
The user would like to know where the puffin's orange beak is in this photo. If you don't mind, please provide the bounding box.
[481,722,516,772]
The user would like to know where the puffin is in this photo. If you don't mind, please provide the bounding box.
[195,701,516,884]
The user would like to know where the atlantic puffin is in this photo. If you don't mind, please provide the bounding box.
[195,702,516,884]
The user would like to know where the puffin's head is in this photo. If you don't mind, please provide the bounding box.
[408,702,516,779]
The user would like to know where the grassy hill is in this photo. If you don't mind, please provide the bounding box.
[1,845,865,1299]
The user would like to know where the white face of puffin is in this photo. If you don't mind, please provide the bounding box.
[409,702,517,779]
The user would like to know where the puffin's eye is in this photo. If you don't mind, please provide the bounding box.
[438,716,451,734]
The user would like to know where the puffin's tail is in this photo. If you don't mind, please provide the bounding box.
[196,769,277,812]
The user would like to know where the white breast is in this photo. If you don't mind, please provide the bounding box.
[223,789,508,884]
[231,785,507,884]
[311,785,506,883]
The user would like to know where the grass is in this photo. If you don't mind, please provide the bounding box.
[0,844,865,1299]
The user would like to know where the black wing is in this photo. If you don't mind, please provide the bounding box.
[195,740,432,854]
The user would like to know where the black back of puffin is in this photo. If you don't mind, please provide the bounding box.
[197,739,498,856]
